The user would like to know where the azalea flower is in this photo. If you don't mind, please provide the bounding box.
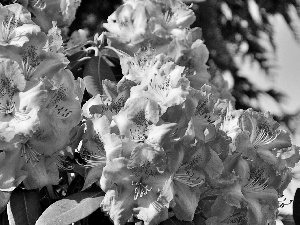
[213,157,278,225]
[117,45,157,84]
[44,68,82,123]
[65,29,88,55]
[103,0,150,53]
[148,0,196,32]
[113,95,179,144]
[235,109,291,163]
[0,3,40,46]
[17,0,81,31]
[100,156,171,225]
[16,73,83,189]
[216,103,243,150]
[104,0,196,54]
[167,141,207,221]
[0,145,27,192]
[128,55,190,114]
[168,28,210,89]
[1,30,67,87]
[0,60,47,144]
[82,79,134,120]
[79,115,110,190]
[0,58,26,122]
[20,153,60,190]
[184,84,228,141]
[0,68,83,189]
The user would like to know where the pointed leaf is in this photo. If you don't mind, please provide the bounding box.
[160,216,194,225]
[67,50,90,75]
[83,56,116,96]
[82,166,104,191]
[0,209,9,225]
[0,191,11,214]
[7,188,41,225]
[35,192,104,225]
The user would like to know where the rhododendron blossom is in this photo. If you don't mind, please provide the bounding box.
[0,1,298,225]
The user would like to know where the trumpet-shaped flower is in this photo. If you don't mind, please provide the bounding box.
[214,157,278,225]
[21,153,60,189]
[0,145,27,192]
[82,79,134,121]
[0,3,40,46]
[168,28,210,89]
[216,103,243,149]
[44,69,82,122]
[1,29,67,86]
[167,141,208,221]
[184,85,228,141]
[104,0,195,53]
[17,0,81,31]
[118,45,157,84]
[235,109,291,163]
[0,64,47,144]
[0,59,26,122]
[103,1,149,52]
[129,56,190,114]
[147,0,196,37]
[100,157,171,225]
[79,115,111,190]
[15,70,83,188]
[113,97,160,141]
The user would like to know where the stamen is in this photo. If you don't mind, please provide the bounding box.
[32,0,46,10]
[151,201,164,212]
[222,210,247,224]
[79,147,106,168]
[54,155,74,171]
[132,181,152,200]
[244,169,269,191]
[21,142,41,165]
[252,127,279,148]
[0,99,15,115]
[174,172,204,187]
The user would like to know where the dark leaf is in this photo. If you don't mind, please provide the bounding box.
[35,192,104,225]
[161,216,195,225]
[7,188,41,225]
[0,191,11,214]
[83,56,116,96]
[67,51,91,74]
[0,209,9,225]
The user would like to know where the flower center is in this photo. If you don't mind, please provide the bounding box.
[130,110,150,142]
[132,181,152,200]
[0,99,15,115]
[2,14,19,42]
[21,142,42,165]
[252,124,278,148]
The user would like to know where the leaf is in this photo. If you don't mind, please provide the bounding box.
[67,50,90,74]
[160,216,195,225]
[0,209,9,225]
[35,192,104,225]
[0,191,11,214]
[83,56,116,96]
[82,166,104,191]
[7,188,41,225]
[204,149,224,179]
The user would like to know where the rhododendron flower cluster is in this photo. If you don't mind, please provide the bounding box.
[0,3,83,191]
[0,1,299,225]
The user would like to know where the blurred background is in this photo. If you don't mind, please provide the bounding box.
[2,0,300,224]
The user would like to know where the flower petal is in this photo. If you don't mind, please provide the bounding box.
[172,180,201,221]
